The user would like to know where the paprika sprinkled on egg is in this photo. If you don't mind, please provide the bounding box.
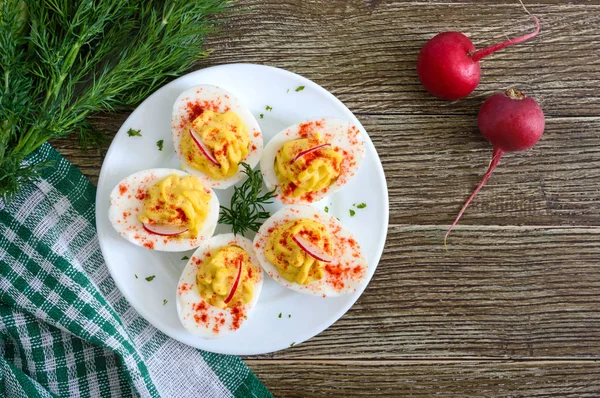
[108,169,219,252]
[253,205,368,297]
[176,234,264,338]
[261,118,365,204]
[171,85,263,190]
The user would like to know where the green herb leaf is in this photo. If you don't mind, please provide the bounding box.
[349,209,356,217]
[163,299,168,306]
[286,88,290,93]
[278,312,282,318]
[295,86,305,92]
[135,274,138,279]
[127,128,142,137]
[290,342,296,347]
[324,206,329,213]
[218,163,276,236]
[265,105,273,111]
[181,256,189,261]
[156,140,164,151]
[357,203,367,209]
[259,114,264,119]
[0,1,231,202]
[288,314,291,318]
[145,275,156,282]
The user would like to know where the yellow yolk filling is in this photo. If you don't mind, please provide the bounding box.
[180,110,249,180]
[274,134,342,198]
[195,245,259,309]
[137,174,210,238]
[265,218,333,285]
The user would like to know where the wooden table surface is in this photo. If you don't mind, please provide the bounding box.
[53,1,600,396]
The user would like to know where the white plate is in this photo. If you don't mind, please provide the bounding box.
[96,64,389,355]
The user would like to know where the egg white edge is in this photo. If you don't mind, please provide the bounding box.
[176,233,265,339]
[253,205,368,297]
[171,84,263,190]
[108,168,219,252]
[259,117,366,204]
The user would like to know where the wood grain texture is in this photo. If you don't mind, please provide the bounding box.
[54,115,600,226]
[195,0,600,116]
[246,226,600,360]
[51,0,600,396]
[245,361,600,397]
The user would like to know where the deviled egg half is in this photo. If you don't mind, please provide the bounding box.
[172,84,263,189]
[177,234,264,338]
[108,169,219,252]
[253,205,368,297]
[260,118,365,204]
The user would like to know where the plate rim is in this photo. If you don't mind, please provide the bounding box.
[95,63,389,354]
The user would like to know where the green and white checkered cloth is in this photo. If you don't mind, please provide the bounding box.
[0,143,272,398]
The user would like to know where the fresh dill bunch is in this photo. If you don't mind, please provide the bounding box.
[0,0,232,203]
[219,163,277,236]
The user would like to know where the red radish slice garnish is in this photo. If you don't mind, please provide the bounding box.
[292,235,333,263]
[143,223,188,236]
[224,258,243,304]
[291,143,331,163]
[189,129,219,166]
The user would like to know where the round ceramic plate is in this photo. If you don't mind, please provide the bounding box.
[96,64,389,355]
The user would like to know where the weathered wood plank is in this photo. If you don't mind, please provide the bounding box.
[53,115,600,226]
[194,1,600,117]
[242,226,600,360]
[367,115,600,226]
[48,2,600,396]
[244,360,600,397]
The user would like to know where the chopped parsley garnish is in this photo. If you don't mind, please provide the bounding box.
[295,85,305,92]
[265,105,272,111]
[134,274,138,279]
[349,209,356,217]
[181,256,189,261]
[324,206,329,213]
[290,342,296,347]
[127,128,142,137]
[145,275,156,282]
[286,88,290,93]
[288,314,291,318]
[156,139,164,151]
[357,203,367,209]
[259,113,264,119]
[163,299,168,306]
[278,312,282,318]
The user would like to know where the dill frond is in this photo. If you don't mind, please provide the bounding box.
[0,0,232,202]
[219,163,277,236]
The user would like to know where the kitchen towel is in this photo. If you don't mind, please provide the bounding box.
[0,143,271,398]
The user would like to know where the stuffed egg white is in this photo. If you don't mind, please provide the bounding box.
[260,118,365,204]
[177,234,264,338]
[108,169,219,252]
[172,85,263,189]
[253,205,368,297]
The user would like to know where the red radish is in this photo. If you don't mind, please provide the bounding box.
[189,129,219,166]
[417,13,540,100]
[291,143,331,163]
[224,258,243,304]
[292,235,333,263]
[143,223,188,236]
[445,89,545,244]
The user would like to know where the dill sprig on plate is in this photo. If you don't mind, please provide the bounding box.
[219,163,277,236]
[0,0,231,202]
